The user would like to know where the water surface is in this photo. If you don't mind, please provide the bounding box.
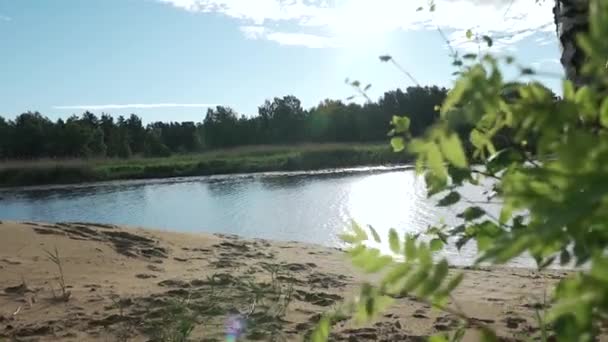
[0,167,531,267]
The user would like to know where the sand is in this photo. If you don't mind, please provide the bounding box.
[0,221,589,341]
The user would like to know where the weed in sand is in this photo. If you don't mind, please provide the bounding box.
[147,297,198,342]
[108,294,137,342]
[42,247,71,302]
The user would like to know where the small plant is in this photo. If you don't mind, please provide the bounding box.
[43,247,70,302]
[149,297,197,342]
[108,294,135,342]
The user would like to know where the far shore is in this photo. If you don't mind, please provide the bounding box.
[0,221,591,341]
[0,143,411,188]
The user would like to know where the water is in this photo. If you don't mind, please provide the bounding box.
[0,167,533,267]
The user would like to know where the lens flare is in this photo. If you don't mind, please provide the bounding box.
[225,315,245,341]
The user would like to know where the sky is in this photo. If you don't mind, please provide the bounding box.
[0,0,563,123]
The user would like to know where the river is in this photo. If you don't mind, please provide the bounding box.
[0,166,536,267]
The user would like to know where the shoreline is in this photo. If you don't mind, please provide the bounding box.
[0,143,411,188]
[0,221,589,341]
[0,165,413,192]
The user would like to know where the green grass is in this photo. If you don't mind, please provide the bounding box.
[0,143,411,187]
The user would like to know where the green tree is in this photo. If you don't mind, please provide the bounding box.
[144,127,172,157]
[0,116,11,158]
[88,127,107,157]
[125,114,146,154]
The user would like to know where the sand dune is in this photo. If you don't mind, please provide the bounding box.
[0,221,587,341]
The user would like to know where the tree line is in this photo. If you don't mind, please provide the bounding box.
[0,86,448,159]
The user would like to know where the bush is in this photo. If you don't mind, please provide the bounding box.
[313,1,608,341]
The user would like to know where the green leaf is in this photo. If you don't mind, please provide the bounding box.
[429,334,449,342]
[347,244,366,258]
[441,77,470,115]
[457,206,486,221]
[480,327,498,342]
[486,148,523,174]
[465,29,473,39]
[463,53,477,60]
[364,83,372,91]
[590,255,608,282]
[425,172,448,196]
[563,80,575,100]
[430,238,444,252]
[310,316,330,342]
[416,6,424,11]
[352,248,392,273]
[438,191,460,206]
[499,202,513,225]
[352,221,368,241]
[391,137,405,152]
[391,116,411,133]
[363,255,393,273]
[448,166,471,185]
[382,263,413,287]
[379,55,392,62]
[482,35,493,47]
[388,228,401,254]
[401,267,429,293]
[451,326,466,342]
[405,235,417,260]
[368,225,381,243]
[470,129,487,151]
[600,97,608,128]
[339,233,359,244]
[427,143,446,179]
[419,259,449,296]
[444,273,464,294]
[439,133,468,168]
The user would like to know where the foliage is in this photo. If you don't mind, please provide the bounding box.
[314,0,608,341]
[0,86,450,160]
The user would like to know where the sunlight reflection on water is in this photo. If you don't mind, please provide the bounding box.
[0,166,538,267]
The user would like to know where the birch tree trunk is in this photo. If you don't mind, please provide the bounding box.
[553,0,589,85]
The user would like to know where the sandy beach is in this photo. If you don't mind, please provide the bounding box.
[0,221,588,341]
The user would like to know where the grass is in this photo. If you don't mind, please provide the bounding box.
[137,265,299,341]
[0,143,411,187]
[43,247,71,302]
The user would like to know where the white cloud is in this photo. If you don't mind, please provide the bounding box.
[53,103,220,110]
[0,14,11,22]
[265,31,341,48]
[240,25,266,39]
[240,25,341,48]
[159,0,556,49]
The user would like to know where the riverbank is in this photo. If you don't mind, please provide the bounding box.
[0,221,585,341]
[0,143,410,188]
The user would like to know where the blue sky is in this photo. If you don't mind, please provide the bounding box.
[0,0,563,123]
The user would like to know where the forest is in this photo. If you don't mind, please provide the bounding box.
[0,85,448,159]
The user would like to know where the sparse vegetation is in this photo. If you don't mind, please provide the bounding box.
[43,247,70,302]
[148,297,198,342]
[140,266,298,342]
